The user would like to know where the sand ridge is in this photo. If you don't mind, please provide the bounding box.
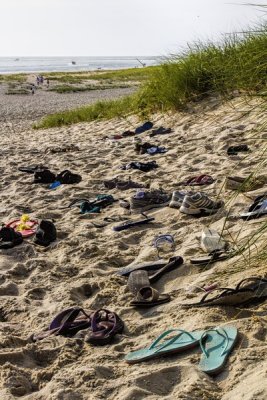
[0,96,266,399]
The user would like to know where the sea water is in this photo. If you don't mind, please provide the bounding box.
[0,56,160,74]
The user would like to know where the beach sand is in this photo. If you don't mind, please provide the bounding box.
[0,93,266,399]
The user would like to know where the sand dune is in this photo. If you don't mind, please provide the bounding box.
[0,96,266,399]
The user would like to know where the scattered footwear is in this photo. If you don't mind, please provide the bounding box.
[125,329,206,364]
[56,170,82,184]
[169,190,192,209]
[34,220,57,247]
[120,161,158,172]
[190,250,233,266]
[113,216,154,231]
[129,189,171,213]
[135,142,167,155]
[32,307,92,341]
[33,169,56,184]
[18,164,48,174]
[183,276,267,307]
[0,225,23,249]
[199,326,238,375]
[177,175,215,186]
[227,144,249,156]
[85,309,124,345]
[240,195,267,220]
[180,192,224,216]
[117,256,183,282]
[135,121,153,134]
[149,127,172,137]
[103,177,147,190]
[32,307,124,345]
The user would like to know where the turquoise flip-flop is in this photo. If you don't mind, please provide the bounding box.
[198,326,238,375]
[125,329,205,364]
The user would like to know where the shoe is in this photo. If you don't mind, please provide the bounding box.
[0,226,23,249]
[34,220,57,247]
[169,190,193,209]
[180,192,223,215]
[130,189,171,213]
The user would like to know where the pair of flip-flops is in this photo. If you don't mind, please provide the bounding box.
[125,326,238,375]
[6,215,38,238]
[32,307,124,345]
[183,277,267,307]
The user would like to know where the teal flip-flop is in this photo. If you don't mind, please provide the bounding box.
[199,326,238,375]
[125,329,205,364]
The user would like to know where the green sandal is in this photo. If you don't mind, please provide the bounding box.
[199,326,238,375]
[125,329,205,364]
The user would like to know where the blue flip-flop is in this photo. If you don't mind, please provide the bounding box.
[198,326,238,375]
[125,329,205,364]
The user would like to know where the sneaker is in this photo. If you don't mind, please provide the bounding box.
[169,190,193,209]
[34,220,57,247]
[130,189,171,213]
[180,192,224,215]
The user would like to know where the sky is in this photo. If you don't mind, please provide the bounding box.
[0,0,266,56]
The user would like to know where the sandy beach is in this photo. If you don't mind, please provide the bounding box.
[0,87,266,400]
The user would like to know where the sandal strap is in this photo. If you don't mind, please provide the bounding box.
[199,327,230,358]
[149,329,195,352]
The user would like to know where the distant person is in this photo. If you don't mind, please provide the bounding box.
[31,84,35,95]
[46,78,50,88]
[40,75,44,84]
[36,76,40,85]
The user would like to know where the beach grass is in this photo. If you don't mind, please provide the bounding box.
[49,83,133,94]
[36,24,267,129]
[34,95,138,128]
[0,73,27,83]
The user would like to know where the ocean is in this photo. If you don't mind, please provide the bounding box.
[0,56,160,74]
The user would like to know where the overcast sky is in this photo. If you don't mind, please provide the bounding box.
[0,0,265,56]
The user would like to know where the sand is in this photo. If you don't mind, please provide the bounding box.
[0,94,266,399]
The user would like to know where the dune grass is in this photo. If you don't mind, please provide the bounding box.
[45,66,159,84]
[0,73,27,83]
[49,83,132,93]
[36,24,267,129]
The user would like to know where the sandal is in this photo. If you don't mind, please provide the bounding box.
[32,307,92,341]
[125,329,206,364]
[199,326,238,375]
[86,309,124,345]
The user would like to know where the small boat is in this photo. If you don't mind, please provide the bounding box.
[14,58,19,61]
[71,61,76,65]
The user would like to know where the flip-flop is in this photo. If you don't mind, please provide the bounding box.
[86,309,124,345]
[190,251,232,266]
[117,256,183,280]
[240,196,267,220]
[6,218,38,238]
[199,326,238,375]
[113,217,154,232]
[177,175,215,186]
[182,286,256,307]
[116,259,167,277]
[18,165,48,174]
[130,286,170,307]
[125,329,206,364]
[31,307,92,341]
[149,256,183,283]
